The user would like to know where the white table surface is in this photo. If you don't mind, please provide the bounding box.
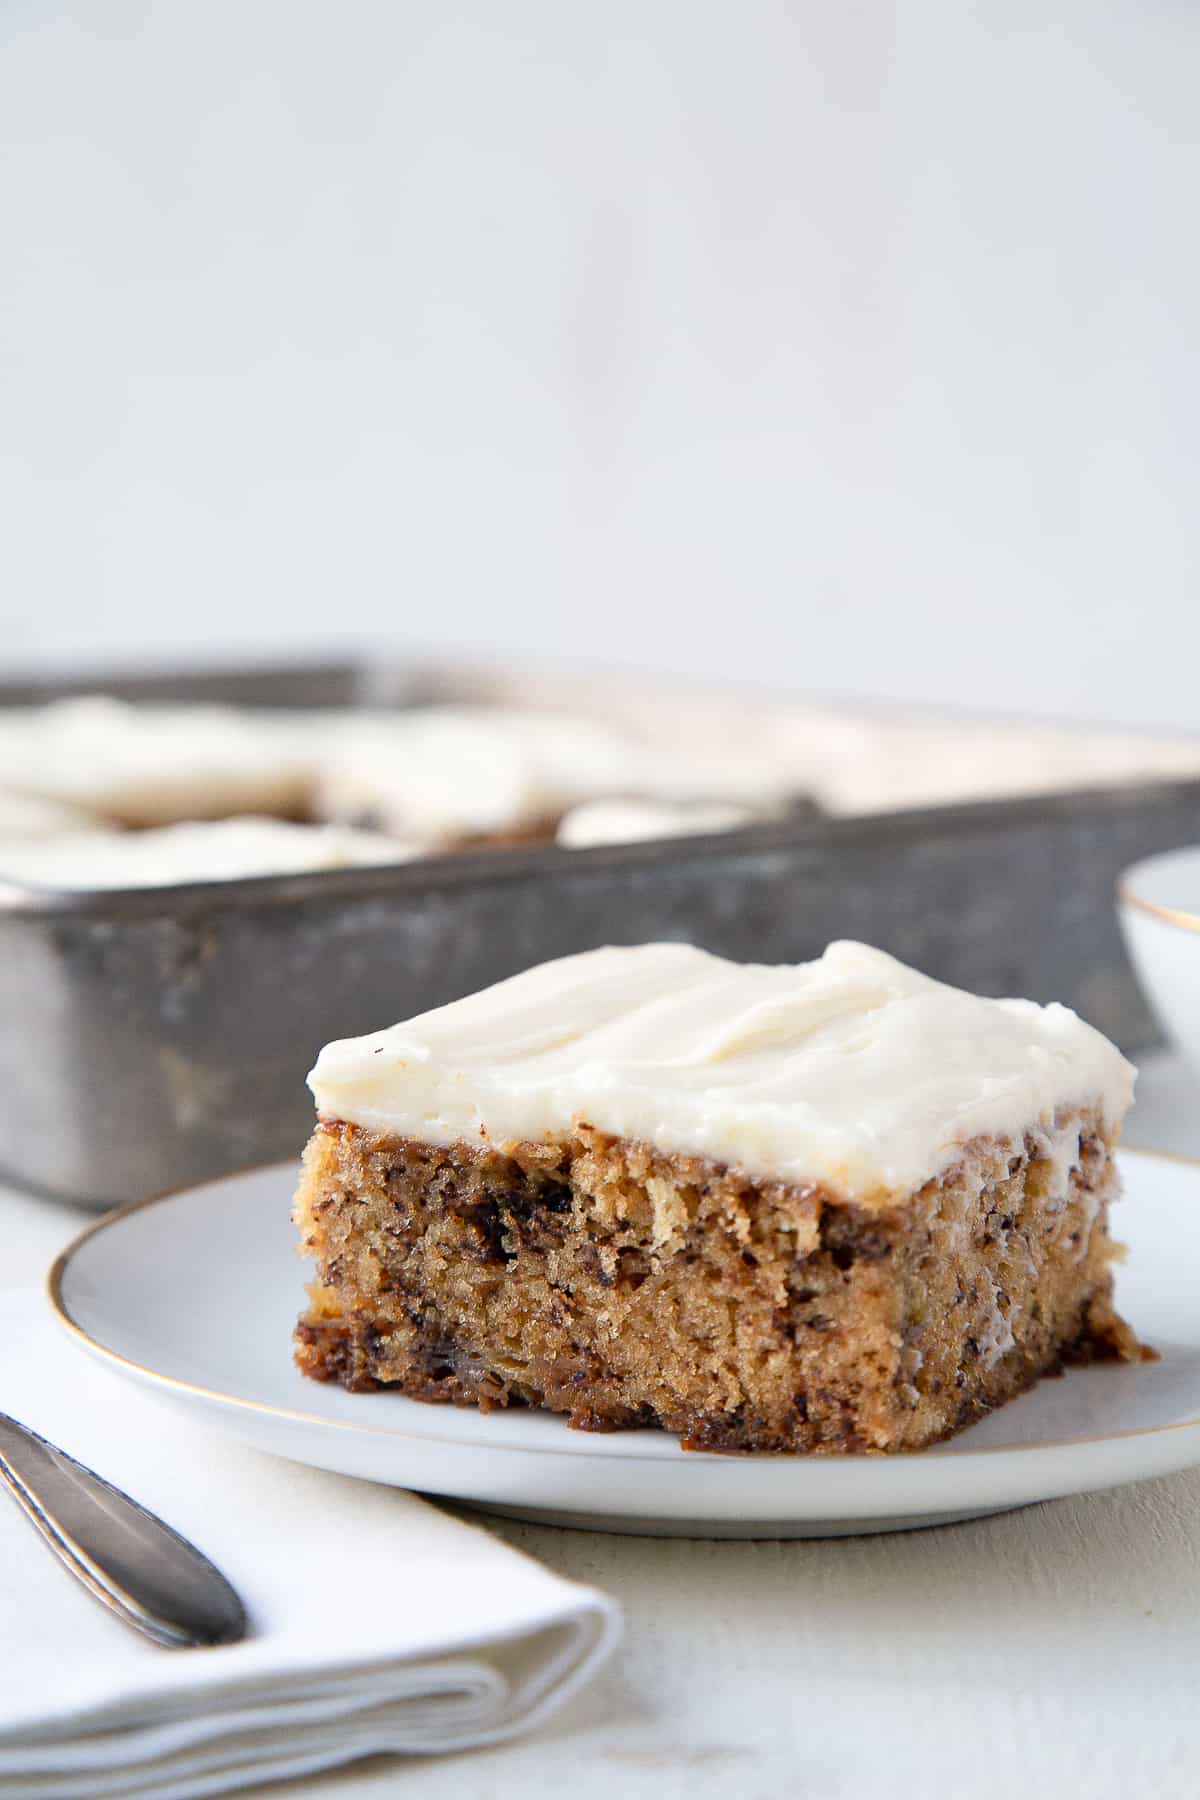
[7,1052,1200,1800]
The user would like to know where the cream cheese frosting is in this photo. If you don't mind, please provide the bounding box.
[313,707,639,841]
[0,816,417,891]
[555,797,758,847]
[307,941,1134,1201]
[0,697,311,826]
[0,788,106,840]
[754,709,1200,817]
[313,705,800,844]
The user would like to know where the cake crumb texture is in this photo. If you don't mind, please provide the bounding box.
[294,1112,1137,1454]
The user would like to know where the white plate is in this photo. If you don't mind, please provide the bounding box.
[49,1149,1200,1538]
[1118,845,1200,1080]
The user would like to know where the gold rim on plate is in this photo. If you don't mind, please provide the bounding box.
[1117,876,1200,935]
[46,1148,1200,1462]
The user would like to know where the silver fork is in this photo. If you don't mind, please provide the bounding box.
[0,1412,246,1648]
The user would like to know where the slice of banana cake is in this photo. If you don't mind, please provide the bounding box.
[294,941,1138,1454]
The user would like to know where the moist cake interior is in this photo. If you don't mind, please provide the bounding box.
[294,1110,1137,1454]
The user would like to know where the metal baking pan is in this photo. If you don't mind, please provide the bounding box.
[1,661,1195,1207]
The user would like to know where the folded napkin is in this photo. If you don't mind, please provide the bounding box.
[0,1292,619,1799]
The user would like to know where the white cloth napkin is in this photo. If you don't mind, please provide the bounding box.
[0,1292,619,1800]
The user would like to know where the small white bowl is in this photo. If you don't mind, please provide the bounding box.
[1118,845,1200,1077]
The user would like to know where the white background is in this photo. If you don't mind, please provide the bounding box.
[2,2,1197,727]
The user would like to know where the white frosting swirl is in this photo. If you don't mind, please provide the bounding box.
[555,798,758,846]
[0,788,105,840]
[0,697,310,826]
[308,941,1133,1201]
[0,817,415,890]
